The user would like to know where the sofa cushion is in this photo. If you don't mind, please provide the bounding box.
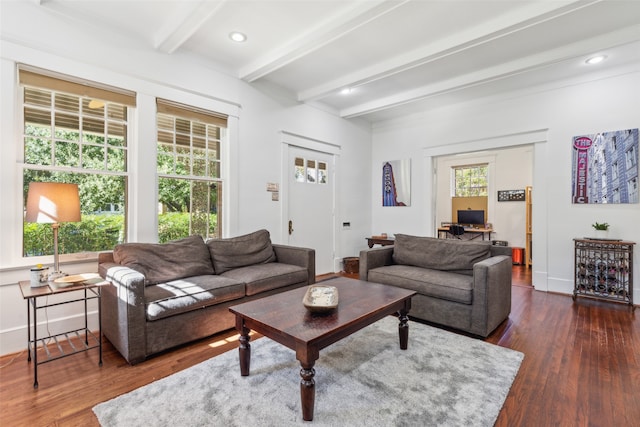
[368,265,474,304]
[207,229,276,274]
[393,234,491,271]
[221,263,308,296]
[113,235,214,285]
[145,275,245,321]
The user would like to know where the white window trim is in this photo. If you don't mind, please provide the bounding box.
[1,48,241,270]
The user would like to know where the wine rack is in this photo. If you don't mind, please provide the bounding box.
[573,238,635,308]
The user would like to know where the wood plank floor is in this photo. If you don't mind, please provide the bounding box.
[0,266,638,426]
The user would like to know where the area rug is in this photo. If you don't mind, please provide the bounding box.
[93,317,523,426]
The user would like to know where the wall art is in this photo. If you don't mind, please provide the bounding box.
[382,159,411,206]
[497,189,525,202]
[572,128,638,204]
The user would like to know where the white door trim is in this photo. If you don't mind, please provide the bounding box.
[423,128,548,291]
[280,131,341,154]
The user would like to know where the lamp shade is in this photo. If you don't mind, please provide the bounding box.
[25,182,81,223]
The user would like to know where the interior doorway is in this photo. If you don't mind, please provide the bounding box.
[434,145,533,255]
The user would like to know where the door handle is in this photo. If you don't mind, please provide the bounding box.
[288,220,294,235]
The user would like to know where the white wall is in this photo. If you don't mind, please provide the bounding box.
[372,68,640,300]
[0,3,372,356]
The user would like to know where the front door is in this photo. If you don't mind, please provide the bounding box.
[287,146,335,275]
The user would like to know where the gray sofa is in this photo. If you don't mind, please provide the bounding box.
[359,234,512,337]
[98,230,315,364]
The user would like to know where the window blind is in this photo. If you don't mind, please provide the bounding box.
[157,99,227,128]
[19,67,136,107]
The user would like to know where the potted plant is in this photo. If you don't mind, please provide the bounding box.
[592,222,609,239]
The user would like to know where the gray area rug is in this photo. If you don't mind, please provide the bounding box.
[94,316,523,426]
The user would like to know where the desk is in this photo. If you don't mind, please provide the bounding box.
[366,237,395,248]
[438,227,493,240]
[19,277,107,388]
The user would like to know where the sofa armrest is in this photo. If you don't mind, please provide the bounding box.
[470,255,512,337]
[359,246,394,281]
[99,258,148,364]
[272,244,316,285]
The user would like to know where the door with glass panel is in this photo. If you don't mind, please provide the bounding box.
[287,146,335,275]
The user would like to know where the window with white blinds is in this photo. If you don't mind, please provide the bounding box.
[156,99,227,242]
[20,66,133,257]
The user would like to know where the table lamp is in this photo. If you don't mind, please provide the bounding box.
[25,182,81,280]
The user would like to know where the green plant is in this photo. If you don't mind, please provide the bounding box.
[591,222,609,231]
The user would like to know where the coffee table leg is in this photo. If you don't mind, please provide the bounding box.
[238,321,251,376]
[398,308,409,350]
[300,364,316,421]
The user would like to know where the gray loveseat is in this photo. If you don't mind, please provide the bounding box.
[98,230,315,364]
[359,234,512,337]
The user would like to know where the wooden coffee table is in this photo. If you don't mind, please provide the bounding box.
[229,276,416,421]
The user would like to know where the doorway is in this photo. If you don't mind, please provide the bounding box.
[434,145,533,252]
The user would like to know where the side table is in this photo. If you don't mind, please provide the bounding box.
[366,236,395,248]
[19,277,107,388]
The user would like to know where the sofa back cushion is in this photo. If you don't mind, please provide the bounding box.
[207,229,276,274]
[392,234,491,271]
[113,235,214,285]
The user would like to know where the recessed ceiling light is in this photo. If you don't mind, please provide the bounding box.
[229,32,247,43]
[585,55,606,65]
[340,88,352,95]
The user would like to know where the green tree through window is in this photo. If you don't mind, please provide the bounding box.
[156,100,227,242]
[454,164,488,197]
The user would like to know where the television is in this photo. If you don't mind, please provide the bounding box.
[457,209,485,227]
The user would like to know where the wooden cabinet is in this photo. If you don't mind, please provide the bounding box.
[525,186,532,268]
[573,238,635,308]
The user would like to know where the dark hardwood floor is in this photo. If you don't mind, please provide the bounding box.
[1,266,638,426]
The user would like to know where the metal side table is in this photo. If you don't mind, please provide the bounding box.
[19,277,107,388]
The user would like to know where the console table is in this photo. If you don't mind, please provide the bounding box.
[573,238,635,309]
[19,278,107,388]
[366,236,395,247]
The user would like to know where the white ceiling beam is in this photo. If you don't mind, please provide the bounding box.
[340,25,640,119]
[154,0,228,54]
[298,0,601,102]
[238,0,409,82]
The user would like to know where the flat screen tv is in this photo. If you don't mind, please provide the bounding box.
[457,210,485,226]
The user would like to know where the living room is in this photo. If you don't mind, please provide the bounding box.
[1,1,639,425]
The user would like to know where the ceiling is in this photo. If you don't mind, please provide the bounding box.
[11,0,640,123]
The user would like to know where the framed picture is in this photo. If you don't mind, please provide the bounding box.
[497,189,525,202]
[572,128,639,204]
[382,159,411,206]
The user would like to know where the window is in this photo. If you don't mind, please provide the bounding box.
[294,157,328,185]
[20,68,134,257]
[629,177,638,203]
[453,164,488,197]
[627,145,637,169]
[156,100,227,242]
[613,187,620,203]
